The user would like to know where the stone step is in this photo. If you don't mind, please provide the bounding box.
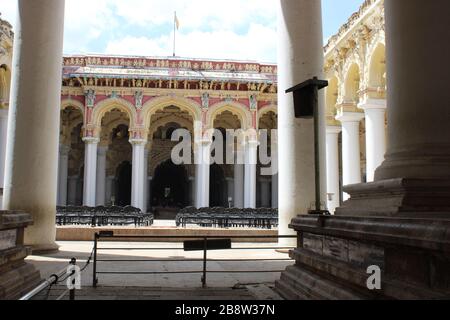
[276,265,369,300]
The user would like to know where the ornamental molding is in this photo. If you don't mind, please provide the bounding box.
[63,76,277,95]
[61,86,277,104]
[324,0,382,54]
[63,55,277,75]
[324,0,385,76]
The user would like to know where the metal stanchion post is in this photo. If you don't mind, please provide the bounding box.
[202,237,207,288]
[69,258,76,301]
[93,233,98,288]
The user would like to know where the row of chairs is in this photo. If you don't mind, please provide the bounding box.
[56,206,154,227]
[176,207,278,229]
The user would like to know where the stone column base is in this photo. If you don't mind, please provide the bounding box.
[276,215,450,300]
[336,178,450,217]
[30,243,60,255]
[0,211,41,300]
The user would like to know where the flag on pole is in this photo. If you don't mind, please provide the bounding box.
[175,11,180,30]
[173,11,179,56]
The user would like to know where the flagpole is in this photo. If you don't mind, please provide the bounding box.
[173,11,176,57]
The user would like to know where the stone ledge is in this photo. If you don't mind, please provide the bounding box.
[290,215,450,252]
[0,211,33,230]
[279,215,450,299]
[289,248,446,300]
[0,211,41,300]
[0,262,40,300]
[0,246,31,269]
[337,178,450,216]
[276,264,369,300]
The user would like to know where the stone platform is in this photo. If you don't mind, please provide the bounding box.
[275,215,450,300]
[56,224,278,242]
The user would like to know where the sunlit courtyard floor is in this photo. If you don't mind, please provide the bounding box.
[25,239,290,300]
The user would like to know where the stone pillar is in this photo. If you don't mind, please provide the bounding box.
[376,0,450,182]
[359,99,387,182]
[148,176,153,209]
[3,0,65,251]
[336,112,364,200]
[260,178,271,208]
[326,126,341,213]
[83,138,98,207]
[142,148,149,213]
[95,146,108,206]
[271,174,278,208]
[244,140,258,208]
[130,140,146,212]
[234,164,244,208]
[67,176,78,205]
[57,145,70,206]
[226,178,234,206]
[0,109,8,208]
[277,0,326,244]
[189,177,195,207]
[105,176,115,206]
[195,140,211,208]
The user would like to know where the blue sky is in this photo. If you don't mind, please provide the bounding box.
[1,0,364,62]
[323,0,364,41]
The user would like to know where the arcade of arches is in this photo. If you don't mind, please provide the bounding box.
[58,96,279,216]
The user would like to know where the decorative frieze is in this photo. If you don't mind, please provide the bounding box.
[63,55,277,75]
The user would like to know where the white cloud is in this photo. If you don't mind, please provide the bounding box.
[105,23,277,62]
[1,0,277,61]
[63,0,119,53]
[111,0,276,31]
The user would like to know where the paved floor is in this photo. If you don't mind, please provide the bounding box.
[25,241,291,300]
[33,284,282,300]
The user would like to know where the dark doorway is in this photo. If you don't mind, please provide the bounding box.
[152,160,188,209]
[116,161,132,206]
[210,164,226,207]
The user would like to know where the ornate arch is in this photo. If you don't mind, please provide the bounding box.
[60,99,84,145]
[149,114,194,138]
[366,42,386,88]
[366,32,386,64]
[326,76,340,114]
[101,117,131,145]
[342,62,362,102]
[92,98,135,128]
[342,58,362,83]
[61,98,85,116]
[257,104,277,128]
[142,96,201,128]
[207,101,252,130]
